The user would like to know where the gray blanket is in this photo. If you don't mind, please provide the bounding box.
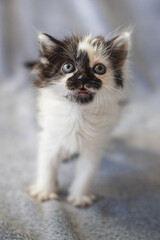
[1,0,160,239]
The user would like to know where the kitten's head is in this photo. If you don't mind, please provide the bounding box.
[34,32,130,104]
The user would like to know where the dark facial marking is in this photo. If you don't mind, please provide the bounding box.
[114,69,124,88]
[66,50,102,92]
[34,35,80,87]
[66,91,95,105]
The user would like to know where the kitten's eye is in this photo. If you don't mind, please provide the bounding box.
[93,64,106,75]
[62,62,75,73]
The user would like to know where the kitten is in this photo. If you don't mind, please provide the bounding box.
[29,32,130,206]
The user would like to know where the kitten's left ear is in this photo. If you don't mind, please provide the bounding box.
[38,33,61,57]
[106,32,131,68]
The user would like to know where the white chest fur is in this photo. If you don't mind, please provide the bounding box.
[29,86,123,205]
[37,87,121,156]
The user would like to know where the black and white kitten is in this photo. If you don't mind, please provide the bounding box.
[29,32,130,206]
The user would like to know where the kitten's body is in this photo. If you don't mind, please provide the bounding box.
[29,33,130,206]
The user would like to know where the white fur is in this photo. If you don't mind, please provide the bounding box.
[114,32,130,47]
[40,57,49,65]
[38,33,55,53]
[29,33,129,206]
[78,35,105,67]
[38,33,53,46]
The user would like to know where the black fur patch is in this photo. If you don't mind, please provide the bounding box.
[66,50,102,91]
[34,36,81,87]
[114,69,124,88]
[66,92,95,105]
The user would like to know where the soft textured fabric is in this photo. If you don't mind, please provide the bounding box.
[0,0,160,239]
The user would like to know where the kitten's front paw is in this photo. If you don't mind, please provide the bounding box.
[29,185,59,202]
[67,194,95,207]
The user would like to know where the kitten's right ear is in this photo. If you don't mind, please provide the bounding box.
[38,33,61,57]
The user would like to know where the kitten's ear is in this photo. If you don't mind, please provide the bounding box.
[38,33,61,57]
[106,32,130,68]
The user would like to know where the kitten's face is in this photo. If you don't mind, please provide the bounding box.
[34,33,130,104]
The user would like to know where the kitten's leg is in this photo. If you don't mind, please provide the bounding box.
[68,149,101,206]
[29,134,60,201]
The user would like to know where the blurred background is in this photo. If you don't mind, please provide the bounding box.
[0,1,160,239]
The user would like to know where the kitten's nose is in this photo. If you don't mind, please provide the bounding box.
[78,75,92,89]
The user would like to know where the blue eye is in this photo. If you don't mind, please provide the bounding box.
[93,64,106,75]
[62,62,75,73]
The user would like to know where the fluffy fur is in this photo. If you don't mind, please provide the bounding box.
[29,32,130,206]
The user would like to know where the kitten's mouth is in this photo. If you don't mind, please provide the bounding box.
[76,87,91,96]
[66,88,95,104]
